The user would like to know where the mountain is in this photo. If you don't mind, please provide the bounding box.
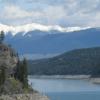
[0,23,89,34]
[0,23,100,56]
[28,47,100,76]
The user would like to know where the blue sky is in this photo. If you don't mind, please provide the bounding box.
[0,0,100,27]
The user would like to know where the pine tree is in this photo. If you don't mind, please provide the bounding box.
[15,59,21,80]
[1,68,5,84]
[0,70,2,86]
[22,58,28,88]
[0,67,6,86]
[15,58,28,88]
[0,31,5,43]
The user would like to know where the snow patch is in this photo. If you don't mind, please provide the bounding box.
[0,23,91,36]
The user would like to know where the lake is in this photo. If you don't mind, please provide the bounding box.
[28,77,100,100]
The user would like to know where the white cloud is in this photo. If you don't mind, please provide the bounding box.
[87,13,100,27]
[0,0,100,27]
[42,6,67,25]
[1,5,33,19]
[0,4,67,25]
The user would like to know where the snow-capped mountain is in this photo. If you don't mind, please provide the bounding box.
[0,23,100,58]
[0,23,90,36]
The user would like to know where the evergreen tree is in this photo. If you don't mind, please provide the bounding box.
[0,67,6,86]
[22,58,28,88]
[15,58,28,88]
[0,31,5,43]
[0,70,2,86]
[15,59,21,80]
[92,61,100,77]
[1,68,5,84]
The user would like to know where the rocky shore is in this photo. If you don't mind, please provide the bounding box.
[90,78,100,84]
[0,93,49,100]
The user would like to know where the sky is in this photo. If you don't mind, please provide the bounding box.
[0,0,100,27]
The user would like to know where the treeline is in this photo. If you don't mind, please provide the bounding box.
[15,58,28,88]
[28,47,100,77]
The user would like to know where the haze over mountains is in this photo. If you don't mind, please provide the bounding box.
[0,23,100,59]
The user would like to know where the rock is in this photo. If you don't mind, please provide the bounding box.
[90,78,100,84]
[0,93,49,100]
[1,78,23,95]
[0,43,18,79]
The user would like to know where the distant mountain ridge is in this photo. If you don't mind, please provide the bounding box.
[0,23,99,56]
[0,23,90,36]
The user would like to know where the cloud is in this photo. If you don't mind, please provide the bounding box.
[0,4,67,25]
[42,5,67,25]
[87,13,100,27]
[0,0,100,27]
[1,5,33,19]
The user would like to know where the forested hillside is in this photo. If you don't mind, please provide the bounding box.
[28,47,100,76]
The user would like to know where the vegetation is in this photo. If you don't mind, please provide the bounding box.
[0,31,32,94]
[10,78,20,88]
[16,58,28,88]
[0,67,6,86]
[0,31,5,43]
[28,47,100,77]
[0,57,29,94]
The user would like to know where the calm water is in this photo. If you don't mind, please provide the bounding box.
[28,77,100,100]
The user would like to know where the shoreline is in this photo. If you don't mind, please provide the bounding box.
[28,75,100,84]
[0,93,49,100]
[28,75,91,80]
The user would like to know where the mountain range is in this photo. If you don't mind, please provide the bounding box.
[0,23,100,58]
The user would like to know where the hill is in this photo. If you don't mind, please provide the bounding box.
[0,33,49,100]
[28,47,100,76]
